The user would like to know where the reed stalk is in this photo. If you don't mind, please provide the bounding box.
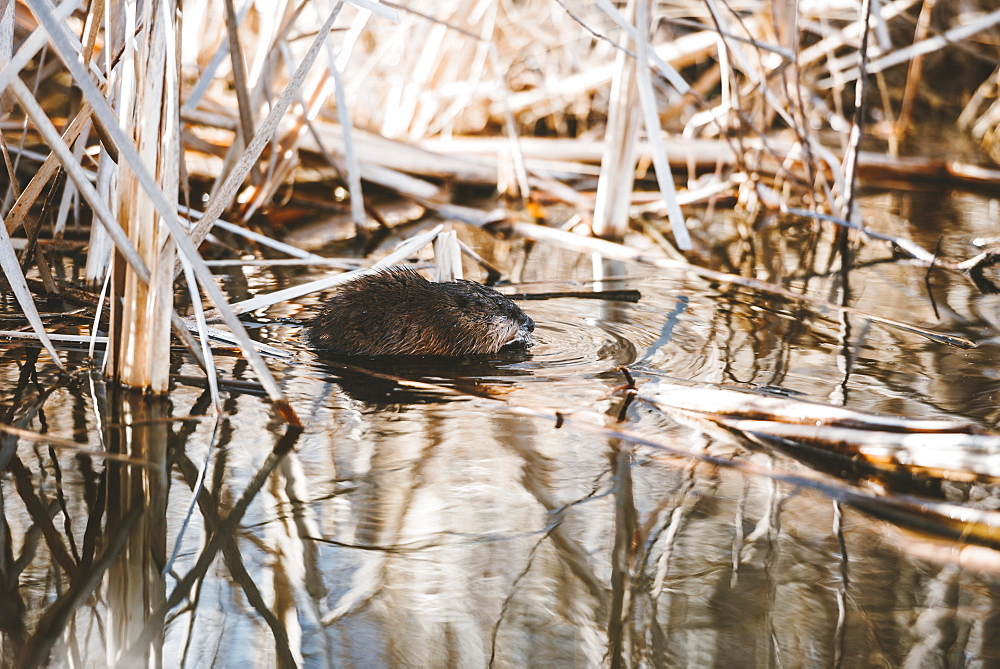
[107,0,177,391]
[592,0,641,241]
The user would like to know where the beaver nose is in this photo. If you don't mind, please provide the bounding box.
[525,315,535,332]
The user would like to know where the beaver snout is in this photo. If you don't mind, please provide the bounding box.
[503,314,534,349]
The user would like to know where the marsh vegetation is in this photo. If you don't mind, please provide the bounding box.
[2,0,1000,665]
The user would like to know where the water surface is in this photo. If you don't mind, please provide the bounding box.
[3,188,1000,667]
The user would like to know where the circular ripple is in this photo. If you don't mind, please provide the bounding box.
[268,283,722,392]
[511,319,639,373]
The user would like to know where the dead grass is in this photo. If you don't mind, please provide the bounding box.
[1,0,999,405]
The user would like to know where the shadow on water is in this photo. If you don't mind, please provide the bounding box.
[5,191,1000,666]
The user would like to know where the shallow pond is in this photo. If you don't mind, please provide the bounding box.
[3,186,1000,667]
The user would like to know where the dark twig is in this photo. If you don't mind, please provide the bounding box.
[924,238,943,320]
[508,290,642,302]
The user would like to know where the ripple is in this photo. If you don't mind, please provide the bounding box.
[512,319,638,373]
[272,282,729,395]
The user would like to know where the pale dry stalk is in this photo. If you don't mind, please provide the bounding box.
[109,0,179,391]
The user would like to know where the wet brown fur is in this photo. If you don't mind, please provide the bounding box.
[306,268,535,356]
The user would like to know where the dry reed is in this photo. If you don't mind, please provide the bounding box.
[0,0,998,409]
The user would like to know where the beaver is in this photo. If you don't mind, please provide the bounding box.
[306,267,535,356]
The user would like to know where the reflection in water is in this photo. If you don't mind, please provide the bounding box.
[4,192,1000,666]
[105,392,168,667]
[307,352,534,405]
[637,294,689,363]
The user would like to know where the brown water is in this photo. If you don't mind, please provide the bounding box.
[3,187,1000,667]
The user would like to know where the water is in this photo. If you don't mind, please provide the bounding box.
[3,189,1000,667]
